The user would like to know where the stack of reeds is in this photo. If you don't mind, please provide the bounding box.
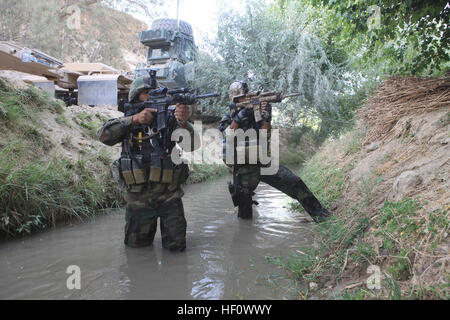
[357,76,450,143]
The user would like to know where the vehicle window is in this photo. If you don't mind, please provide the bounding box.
[150,48,170,59]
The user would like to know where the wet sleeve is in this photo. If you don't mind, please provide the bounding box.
[97,116,133,146]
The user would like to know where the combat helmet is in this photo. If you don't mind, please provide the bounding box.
[128,73,157,102]
[229,81,249,102]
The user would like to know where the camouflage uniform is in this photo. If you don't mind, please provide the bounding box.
[219,81,331,222]
[98,76,196,250]
[260,165,331,222]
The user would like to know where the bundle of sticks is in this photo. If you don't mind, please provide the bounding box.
[357,76,450,143]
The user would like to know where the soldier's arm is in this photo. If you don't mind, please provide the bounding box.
[230,107,251,130]
[98,109,154,146]
[218,113,232,132]
[173,104,199,152]
[97,116,133,146]
[230,120,240,130]
[229,103,271,131]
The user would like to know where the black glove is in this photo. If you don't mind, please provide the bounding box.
[232,107,252,125]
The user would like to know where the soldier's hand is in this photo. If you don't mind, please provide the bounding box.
[132,108,154,125]
[233,107,251,125]
[175,103,190,127]
[261,102,268,111]
[261,102,272,123]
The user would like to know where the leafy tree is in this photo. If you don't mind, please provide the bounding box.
[193,0,349,134]
[295,0,450,75]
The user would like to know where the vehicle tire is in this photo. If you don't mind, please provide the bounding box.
[151,18,193,37]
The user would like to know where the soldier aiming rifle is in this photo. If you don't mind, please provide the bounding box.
[98,71,218,251]
[219,81,332,222]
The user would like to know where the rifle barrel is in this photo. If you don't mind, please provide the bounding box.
[196,92,220,99]
[282,93,301,99]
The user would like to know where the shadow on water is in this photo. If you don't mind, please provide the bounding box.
[0,175,316,299]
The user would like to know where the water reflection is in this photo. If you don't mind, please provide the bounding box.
[119,247,190,300]
[0,177,315,300]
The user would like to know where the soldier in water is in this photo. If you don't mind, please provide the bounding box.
[219,81,332,222]
[98,75,198,251]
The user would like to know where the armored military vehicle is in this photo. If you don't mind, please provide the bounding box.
[1,19,198,107]
[136,18,197,89]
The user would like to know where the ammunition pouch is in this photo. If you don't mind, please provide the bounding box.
[168,162,189,191]
[119,154,150,186]
[148,154,177,184]
[161,157,174,184]
[120,155,137,186]
[132,154,148,185]
[110,158,127,191]
[117,153,189,192]
[222,136,266,166]
[149,153,162,182]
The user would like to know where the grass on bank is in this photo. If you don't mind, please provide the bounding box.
[0,78,121,238]
[72,111,104,139]
[187,162,229,184]
[0,77,229,237]
[268,127,449,300]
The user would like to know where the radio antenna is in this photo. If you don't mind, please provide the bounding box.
[176,0,180,32]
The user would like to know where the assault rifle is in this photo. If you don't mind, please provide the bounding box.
[122,87,220,132]
[232,91,300,122]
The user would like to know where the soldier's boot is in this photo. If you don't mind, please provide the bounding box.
[124,214,157,248]
[296,188,333,223]
[310,208,333,223]
[261,165,332,222]
[159,198,187,252]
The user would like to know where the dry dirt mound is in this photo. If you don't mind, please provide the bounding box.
[358,76,449,144]
[38,104,122,162]
[305,76,449,298]
[342,76,449,297]
[0,71,122,161]
[0,76,123,236]
[0,70,34,89]
[350,77,449,213]
[345,109,449,210]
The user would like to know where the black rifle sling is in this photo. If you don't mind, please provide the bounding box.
[157,103,167,132]
[151,110,169,158]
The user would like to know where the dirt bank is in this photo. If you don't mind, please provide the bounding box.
[0,76,227,238]
[273,76,449,299]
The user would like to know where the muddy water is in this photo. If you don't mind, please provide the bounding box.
[0,176,316,300]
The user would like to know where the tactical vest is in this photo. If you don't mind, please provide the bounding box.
[119,110,189,188]
[221,107,271,166]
